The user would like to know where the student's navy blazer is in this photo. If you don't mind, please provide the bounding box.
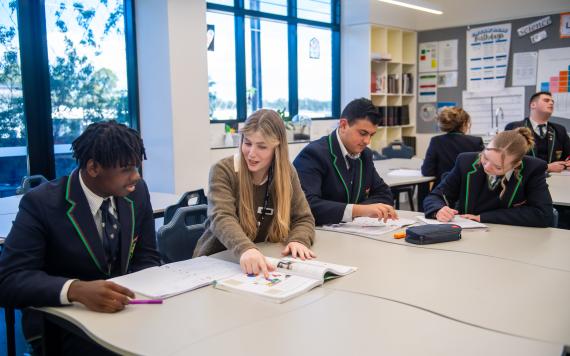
[505,118,570,163]
[0,169,161,309]
[421,132,484,185]
[423,152,553,227]
[293,130,393,225]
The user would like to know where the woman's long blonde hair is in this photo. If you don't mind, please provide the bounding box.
[483,127,534,198]
[238,109,292,242]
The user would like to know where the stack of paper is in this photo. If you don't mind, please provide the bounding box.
[416,216,488,230]
[320,217,417,237]
[387,169,423,177]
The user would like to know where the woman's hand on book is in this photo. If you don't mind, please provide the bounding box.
[436,206,458,222]
[240,248,275,278]
[281,242,316,260]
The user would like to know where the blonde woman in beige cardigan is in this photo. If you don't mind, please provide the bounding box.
[194,109,315,278]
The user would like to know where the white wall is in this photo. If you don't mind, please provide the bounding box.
[137,0,211,194]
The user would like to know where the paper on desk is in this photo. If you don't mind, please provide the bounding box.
[350,217,417,227]
[416,216,488,230]
[110,257,241,299]
[387,169,423,177]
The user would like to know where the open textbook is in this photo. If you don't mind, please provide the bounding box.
[319,217,416,237]
[109,257,241,299]
[214,257,357,303]
[417,216,488,230]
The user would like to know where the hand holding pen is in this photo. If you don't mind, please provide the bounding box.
[436,194,457,222]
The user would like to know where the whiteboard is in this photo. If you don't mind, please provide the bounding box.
[462,87,525,135]
[536,47,570,120]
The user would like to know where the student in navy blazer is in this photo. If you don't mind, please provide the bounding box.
[421,107,484,186]
[424,128,553,227]
[504,92,570,173]
[293,98,395,226]
[0,121,161,354]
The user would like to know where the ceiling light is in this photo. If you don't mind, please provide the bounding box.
[377,0,443,15]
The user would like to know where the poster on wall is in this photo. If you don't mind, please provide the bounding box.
[437,39,458,71]
[561,13,570,38]
[537,47,570,120]
[462,87,525,135]
[418,73,438,103]
[437,71,458,88]
[419,42,438,73]
[466,23,511,92]
[512,52,537,87]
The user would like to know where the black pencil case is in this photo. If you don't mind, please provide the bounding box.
[405,224,462,245]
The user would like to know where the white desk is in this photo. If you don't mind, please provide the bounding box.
[40,287,563,356]
[38,225,570,354]
[374,158,435,187]
[548,173,570,207]
[330,210,570,272]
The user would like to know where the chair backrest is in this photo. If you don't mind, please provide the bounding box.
[163,189,207,225]
[157,204,208,263]
[381,141,414,159]
[372,150,387,161]
[16,175,48,195]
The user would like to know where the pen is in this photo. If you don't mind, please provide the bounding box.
[129,299,163,304]
[442,193,450,207]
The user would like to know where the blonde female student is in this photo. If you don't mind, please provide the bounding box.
[421,107,484,186]
[423,128,553,227]
[193,109,316,277]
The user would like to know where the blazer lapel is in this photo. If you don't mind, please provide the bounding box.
[500,162,525,209]
[329,130,353,201]
[463,157,484,214]
[546,125,555,163]
[65,170,108,275]
[117,196,135,274]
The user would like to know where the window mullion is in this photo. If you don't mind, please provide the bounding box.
[17,0,55,179]
[287,0,298,118]
[235,13,247,121]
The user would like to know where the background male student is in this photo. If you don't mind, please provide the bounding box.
[505,91,570,173]
[293,98,395,226]
[0,121,161,355]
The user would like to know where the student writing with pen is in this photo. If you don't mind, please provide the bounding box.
[193,109,315,278]
[423,128,553,227]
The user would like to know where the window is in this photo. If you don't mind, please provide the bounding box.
[207,0,339,122]
[207,11,237,121]
[245,17,288,116]
[297,24,332,118]
[0,0,26,197]
[0,0,139,196]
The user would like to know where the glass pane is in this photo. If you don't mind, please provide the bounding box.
[245,17,288,117]
[207,11,237,121]
[0,1,27,197]
[297,0,332,23]
[206,0,234,6]
[244,0,287,16]
[298,25,332,118]
[45,0,132,177]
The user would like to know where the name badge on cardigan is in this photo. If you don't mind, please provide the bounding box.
[257,206,274,215]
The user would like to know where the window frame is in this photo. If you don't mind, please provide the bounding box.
[12,0,140,181]
[207,0,340,123]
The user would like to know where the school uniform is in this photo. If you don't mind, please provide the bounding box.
[505,118,570,164]
[293,129,393,225]
[423,152,553,227]
[421,132,484,185]
[0,169,161,354]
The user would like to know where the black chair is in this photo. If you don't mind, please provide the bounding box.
[163,189,207,225]
[382,141,416,211]
[15,175,48,195]
[156,205,208,263]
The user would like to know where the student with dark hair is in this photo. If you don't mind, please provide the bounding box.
[0,120,161,354]
[421,107,484,185]
[504,91,570,173]
[423,128,553,227]
[293,98,395,226]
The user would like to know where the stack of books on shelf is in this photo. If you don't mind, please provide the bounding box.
[402,73,414,94]
[387,74,399,94]
[370,71,387,93]
[376,105,410,126]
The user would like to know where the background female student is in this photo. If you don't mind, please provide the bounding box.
[423,128,553,227]
[194,109,316,277]
[421,107,484,186]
